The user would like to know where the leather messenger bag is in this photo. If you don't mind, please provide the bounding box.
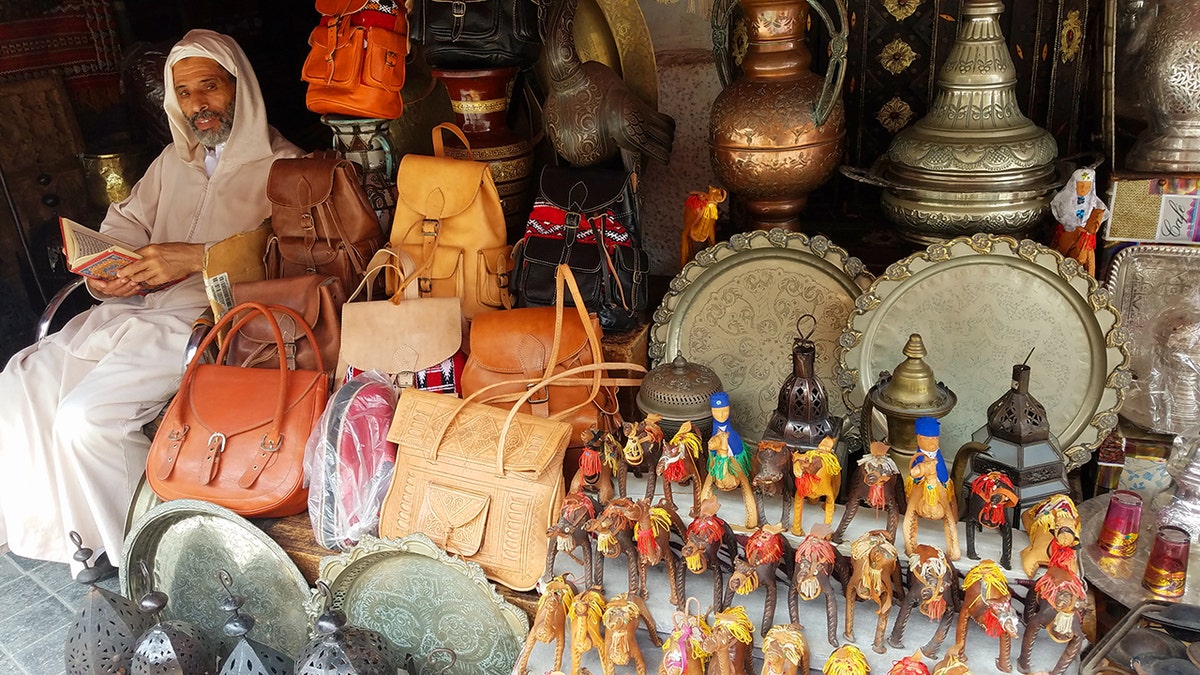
[147,302,329,518]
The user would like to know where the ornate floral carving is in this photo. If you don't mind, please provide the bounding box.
[879,39,917,75]
[882,0,920,21]
[876,96,913,133]
[1060,10,1083,63]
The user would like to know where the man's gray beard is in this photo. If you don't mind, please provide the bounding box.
[190,97,235,147]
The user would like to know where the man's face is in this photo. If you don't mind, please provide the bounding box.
[172,57,236,147]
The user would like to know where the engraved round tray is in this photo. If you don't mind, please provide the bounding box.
[834,234,1130,471]
[316,534,529,675]
[123,472,161,537]
[121,499,311,656]
[650,229,874,445]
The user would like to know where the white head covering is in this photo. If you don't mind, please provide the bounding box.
[1051,168,1110,232]
[162,30,275,171]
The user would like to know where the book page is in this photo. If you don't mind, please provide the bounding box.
[60,217,139,262]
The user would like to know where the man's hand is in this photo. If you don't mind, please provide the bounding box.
[86,277,143,298]
[116,242,205,288]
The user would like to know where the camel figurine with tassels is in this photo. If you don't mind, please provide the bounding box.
[570,427,617,504]
[681,496,740,612]
[728,523,794,636]
[516,576,577,674]
[701,430,758,529]
[824,645,871,675]
[569,587,609,675]
[791,436,842,535]
[845,530,902,655]
[903,417,960,560]
[659,598,712,675]
[701,605,756,674]
[658,421,704,517]
[759,624,809,675]
[602,593,662,675]
[541,0,675,171]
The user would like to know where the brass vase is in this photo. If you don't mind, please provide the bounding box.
[708,0,848,231]
[431,67,534,241]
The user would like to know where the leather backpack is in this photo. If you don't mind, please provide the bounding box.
[409,0,543,68]
[388,123,512,319]
[229,274,346,377]
[264,156,383,296]
[302,0,408,119]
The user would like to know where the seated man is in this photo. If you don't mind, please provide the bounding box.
[0,29,302,574]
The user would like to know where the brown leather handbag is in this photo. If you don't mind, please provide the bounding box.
[388,123,512,319]
[146,303,329,518]
[460,264,639,446]
[230,275,346,375]
[264,156,383,295]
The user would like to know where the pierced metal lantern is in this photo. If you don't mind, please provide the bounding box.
[959,363,1070,515]
[762,314,843,450]
[636,352,724,443]
[294,582,405,675]
[216,570,293,675]
[131,562,217,675]
[66,532,155,674]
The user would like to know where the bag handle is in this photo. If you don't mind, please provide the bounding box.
[349,247,420,304]
[181,302,326,450]
[431,122,474,160]
[423,359,647,476]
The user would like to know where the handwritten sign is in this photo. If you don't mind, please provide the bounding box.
[1156,194,1200,242]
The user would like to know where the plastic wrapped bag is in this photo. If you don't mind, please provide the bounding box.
[304,370,398,549]
[1144,300,1200,436]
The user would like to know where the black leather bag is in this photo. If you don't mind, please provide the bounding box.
[410,0,543,68]
[512,167,647,331]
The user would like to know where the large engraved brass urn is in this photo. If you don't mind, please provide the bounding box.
[870,0,1060,244]
[1126,0,1200,172]
[708,0,848,231]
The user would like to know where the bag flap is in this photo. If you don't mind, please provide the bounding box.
[185,363,327,438]
[394,154,487,221]
[389,388,570,477]
[466,306,592,374]
[339,296,463,373]
[417,483,489,556]
[315,0,371,16]
[232,276,331,340]
[538,166,636,214]
[267,158,349,209]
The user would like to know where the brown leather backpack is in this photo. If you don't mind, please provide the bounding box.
[264,156,383,294]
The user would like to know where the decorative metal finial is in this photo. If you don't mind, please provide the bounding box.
[216,570,293,675]
[65,532,154,675]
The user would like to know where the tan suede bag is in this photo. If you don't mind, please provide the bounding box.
[388,123,512,319]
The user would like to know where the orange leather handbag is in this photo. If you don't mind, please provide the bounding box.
[146,302,329,518]
[301,0,408,119]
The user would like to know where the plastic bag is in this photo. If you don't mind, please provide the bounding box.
[304,370,398,549]
[1143,300,1200,436]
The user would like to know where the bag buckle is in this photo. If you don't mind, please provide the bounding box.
[168,425,190,441]
[451,0,466,17]
[419,277,432,294]
[526,382,550,405]
[284,341,298,371]
[497,271,510,289]
[206,432,226,457]
[422,218,440,236]
[260,434,283,451]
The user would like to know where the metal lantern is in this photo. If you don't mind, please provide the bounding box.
[958,363,1070,515]
[636,352,724,443]
[131,563,218,675]
[762,314,843,450]
[294,582,405,675]
[216,570,293,675]
[65,532,155,675]
[860,333,956,473]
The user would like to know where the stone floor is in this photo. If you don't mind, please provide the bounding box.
[0,551,119,675]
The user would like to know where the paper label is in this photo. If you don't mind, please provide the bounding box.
[1156,194,1200,242]
[205,272,235,315]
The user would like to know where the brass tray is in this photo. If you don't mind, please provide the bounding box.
[650,229,874,444]
[534,0,659,109]
[315,534,529,675]
[1106,244,1200,433]
[121,499,311,656]
[834,235,1130,471]
[123,471,161,538]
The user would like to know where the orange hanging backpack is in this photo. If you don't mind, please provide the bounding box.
[302,0,408,120]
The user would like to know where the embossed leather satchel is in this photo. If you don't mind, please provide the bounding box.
[147,303,329,518]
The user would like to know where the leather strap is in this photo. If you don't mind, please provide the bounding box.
[154,425,190,481]
[350,247,421,303]
[432,122,474,160]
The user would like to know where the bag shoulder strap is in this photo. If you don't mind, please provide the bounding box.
[431,122,474,160]
[349,247,420,303]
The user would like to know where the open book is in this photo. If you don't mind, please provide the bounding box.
[60,217,142,281]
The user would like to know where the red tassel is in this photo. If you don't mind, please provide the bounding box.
[922,596,947,622]
[795,472,817,499]
[1049,540,1077,571]
[662,458,689,482]
[982,609,1004,638]
[580,446,602,476]
[980,502,1007,528]
[868,483,886,509]
[637,527,657,557]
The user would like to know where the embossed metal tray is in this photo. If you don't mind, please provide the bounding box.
[834,235,1130,470]
[1106,244,1200,432]
[650,229,874,445]
[316,534,529,675]
[121,499,311,656]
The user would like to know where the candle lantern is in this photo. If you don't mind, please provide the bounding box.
[294,582,405,675]
[860,333,956,472]
[130,563,216,675]
[65,532,155,675]
[762,314,844,450]
[957,363,1071,516]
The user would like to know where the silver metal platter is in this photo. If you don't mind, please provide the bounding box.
[835,234,1130,470]
[123,472,161,538]
[121,499,311,656]
[1107,244,1200,434]
[650,229,874,445]
[315,534,529,675]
